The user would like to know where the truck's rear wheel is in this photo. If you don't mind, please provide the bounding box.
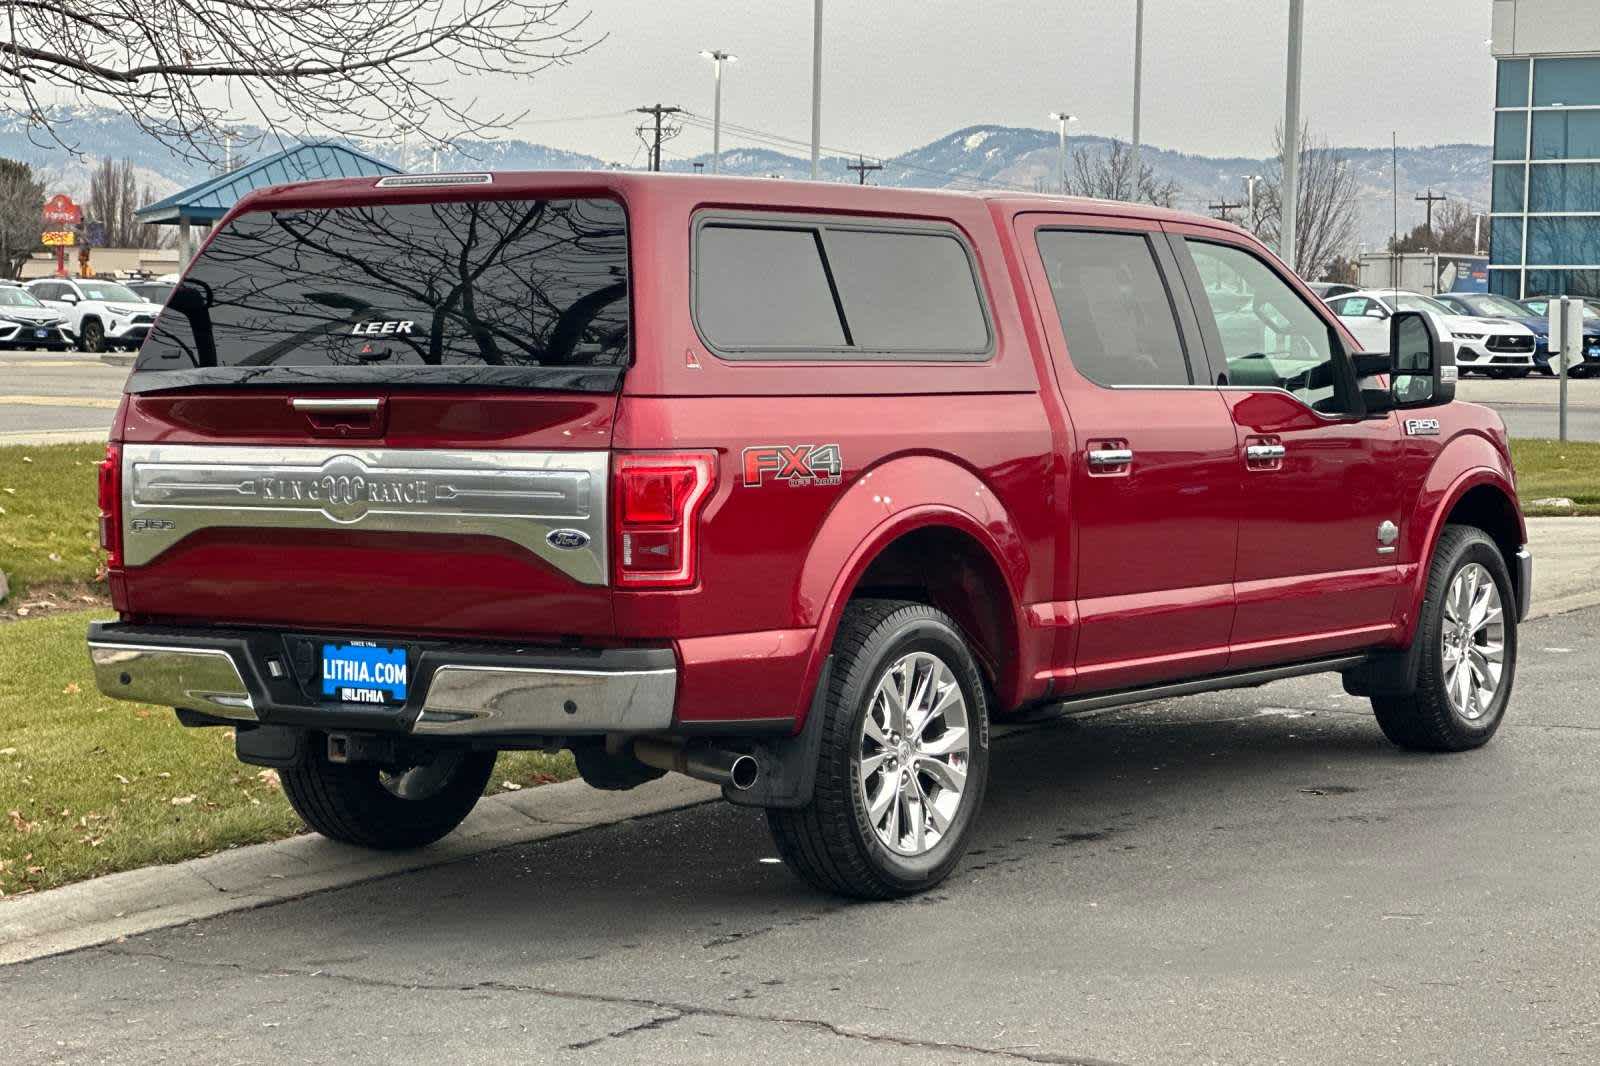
[281,742,495,849]
[1371,525,1517,752]
[767,600,989,899]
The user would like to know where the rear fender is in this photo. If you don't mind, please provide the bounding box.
[790,456,1035,724]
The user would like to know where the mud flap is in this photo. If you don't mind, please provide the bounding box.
[723,656,832,810]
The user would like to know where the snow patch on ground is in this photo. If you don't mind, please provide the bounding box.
[963,131,991,151]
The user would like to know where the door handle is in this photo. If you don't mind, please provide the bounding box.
[1087,448,1135,467]
[1245,443,1286,462]
[290,398,382,412]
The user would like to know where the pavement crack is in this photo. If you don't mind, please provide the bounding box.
[564,1011,684,1050]
[99,946,1125,1064]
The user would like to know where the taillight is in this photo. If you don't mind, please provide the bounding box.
[612,451,716,588]
[97,443,123,568]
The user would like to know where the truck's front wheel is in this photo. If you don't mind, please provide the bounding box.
[767,600,990,899]
[281,742,495,849]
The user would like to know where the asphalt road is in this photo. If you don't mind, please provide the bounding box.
[7,606,1599,1065]
[4,349,1600,445]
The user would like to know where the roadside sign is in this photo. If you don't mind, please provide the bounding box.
[41,230,76,246]
[42,194,82,225]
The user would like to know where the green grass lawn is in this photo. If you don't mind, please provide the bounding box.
[1509,438,1600,516]
[0,609,575,896]
[0,441,105,601]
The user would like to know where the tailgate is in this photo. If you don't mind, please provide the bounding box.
[114,391,617,639]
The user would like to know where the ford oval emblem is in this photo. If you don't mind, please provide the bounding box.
[546,528,591,551]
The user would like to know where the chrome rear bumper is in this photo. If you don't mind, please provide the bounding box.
[87,623,676,738]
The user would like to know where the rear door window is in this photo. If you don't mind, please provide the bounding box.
[1034,229,1193,387]
[133,197,629,391]
[693,217,990,359]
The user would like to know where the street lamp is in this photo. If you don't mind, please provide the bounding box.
[1050,112,1077,196]
[1129,0,1144,201]
[1244,173,1263,229]
[1281,0,1305,269]
[810,0,822,179]
[700,49,737,174]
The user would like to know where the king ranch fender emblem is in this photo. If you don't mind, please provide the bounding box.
[742,443,844,487]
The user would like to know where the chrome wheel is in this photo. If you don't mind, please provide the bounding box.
[1440,562,1505,722]
[856,651,971,857]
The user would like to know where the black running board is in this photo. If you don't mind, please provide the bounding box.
[1013,654,1370,722]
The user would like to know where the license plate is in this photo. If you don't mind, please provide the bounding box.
[321,641,408,704]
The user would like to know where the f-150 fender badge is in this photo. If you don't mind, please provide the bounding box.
[742,443,844,487]
[545,528,591,550]
[1404,418,1441,436]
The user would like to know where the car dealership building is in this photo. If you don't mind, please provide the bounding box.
[1490,0,1600,298]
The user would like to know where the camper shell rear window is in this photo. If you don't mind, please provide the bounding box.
[130,196,629,393]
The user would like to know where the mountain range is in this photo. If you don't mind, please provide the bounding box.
[2,107,1491,253]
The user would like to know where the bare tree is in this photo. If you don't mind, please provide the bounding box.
[86,158,167,247]
[1068,140,1181,208]
[0,158,46,278]
[1,2,597,163]
[1256,123,1358,278]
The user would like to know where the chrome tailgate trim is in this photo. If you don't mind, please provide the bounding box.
[121,443,609,583]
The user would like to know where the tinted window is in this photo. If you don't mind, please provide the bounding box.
[136,198,629,374]
[1492,166,1525,213]
[1532,110,1600,160]
[1494,111,1527,161]
[77,281,140,303]
[1490,217,1524,266]
[826,230,988,351]
[1529,163,1600,213]
[694,221,989,357]
[1497,58,1529,107]
[1185,240,1349,414]
[695,225,847,349]
[1533,57,1600,107]
[1035,229,1190,387]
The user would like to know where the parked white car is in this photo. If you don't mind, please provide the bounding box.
[24,277,164,353]
[1328,289,1538,378]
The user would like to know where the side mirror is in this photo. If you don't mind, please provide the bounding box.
[60,292,79,304]
[1383,310,1456,411]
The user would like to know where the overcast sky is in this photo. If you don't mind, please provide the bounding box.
[485,0,1498,164]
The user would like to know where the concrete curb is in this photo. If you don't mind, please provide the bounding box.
[0,775,718,967]
[1527,587,1600,622]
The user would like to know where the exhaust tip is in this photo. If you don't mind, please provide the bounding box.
[728,753,760,791]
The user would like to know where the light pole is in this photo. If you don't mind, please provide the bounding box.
[810,0,823,179]
[1244,173,1262,231]
[1050,112,1077,195]
[700,50,736,174]
[1129,0,1144,201]
[1281,0,1304,271]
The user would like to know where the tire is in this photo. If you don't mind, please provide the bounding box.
[767,600,990,899]
[1371,525,1517,753]
[78,318,105,353]
[281,741,495,849]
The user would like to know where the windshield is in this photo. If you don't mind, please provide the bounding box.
[0,287,43,308]
[1391,293,1455,316]
[77,281,141,303]
[136,197,629,380]
[1461,294,1529,317]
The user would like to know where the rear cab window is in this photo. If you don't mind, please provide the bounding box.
[132,197,629,393]
[692,214,991,359]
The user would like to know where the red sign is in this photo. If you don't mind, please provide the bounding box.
[42,194,82,225]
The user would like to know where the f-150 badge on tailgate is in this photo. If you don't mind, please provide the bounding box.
[742,443,844,487]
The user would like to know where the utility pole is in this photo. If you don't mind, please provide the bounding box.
[1415,188,1446,240]
[1208,199,1244,222]
[1280,0,1304,272]
[846,156,882,185]
[1050,112,1076,195]
[1129,0,1144,201]
[635,104,683,172]
[810,0,823,179]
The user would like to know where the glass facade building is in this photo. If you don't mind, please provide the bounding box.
[1491,49,1600,299]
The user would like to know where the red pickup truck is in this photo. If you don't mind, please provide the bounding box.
[88,173,1528,898]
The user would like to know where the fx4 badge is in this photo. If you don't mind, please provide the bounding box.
[742,444,844,487]
[1404,418,1441,437]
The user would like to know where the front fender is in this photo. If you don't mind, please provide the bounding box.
[1398,429,1522,640]
[791,455,1038,719]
